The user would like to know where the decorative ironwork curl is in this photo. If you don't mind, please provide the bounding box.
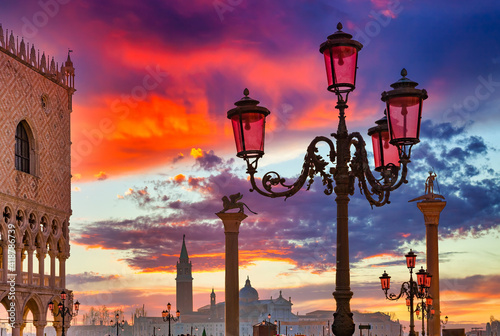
[246,136,336,199]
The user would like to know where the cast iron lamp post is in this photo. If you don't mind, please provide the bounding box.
[162,303,180,336]
[48,290,80,336]
[415,295,434,336]
[110,314,125,336]
[379,250,432,336]
[227,22,428,336]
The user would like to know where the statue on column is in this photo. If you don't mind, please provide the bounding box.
[218,193,257,214]
[409,171,445,202]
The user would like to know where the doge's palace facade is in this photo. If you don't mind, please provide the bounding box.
[0,24,75,336]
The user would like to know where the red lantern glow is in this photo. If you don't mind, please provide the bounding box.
[379,271,391,291]
[368,114,400,171]
[405,249,416,269]
[319,23,363,94]
[381,69,427,152]
[227,89,270,160]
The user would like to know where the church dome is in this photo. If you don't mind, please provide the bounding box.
[239,276,259,303]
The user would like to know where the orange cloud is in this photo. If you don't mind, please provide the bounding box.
[95,171,109,180]
[173,174,186,183]
[190,148,204,159]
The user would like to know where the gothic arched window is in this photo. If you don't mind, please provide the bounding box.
[15,122,30,173]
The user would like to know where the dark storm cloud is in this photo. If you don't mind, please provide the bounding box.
[194,150,225,171]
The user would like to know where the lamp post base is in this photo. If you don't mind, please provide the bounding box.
[332,291,355,336]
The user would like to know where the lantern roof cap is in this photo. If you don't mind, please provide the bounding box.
[234,88,260,107]
[367,113,388,135]
[319,22,363,53]
[227,88,270,119]
[390,68,419,89]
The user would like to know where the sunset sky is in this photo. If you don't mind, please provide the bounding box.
[2,0,500,332]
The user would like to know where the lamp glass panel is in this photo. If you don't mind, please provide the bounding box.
[371,130,400,169]
[231,113,266,155]
[387,96,421,142]
[323,46,357,91]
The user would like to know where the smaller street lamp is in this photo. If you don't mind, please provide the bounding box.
[416,295,434,336]
[379,250,431,336]
[153,326,161,336]
[48,290,80,336]
[162,303,180,336]
[111,313,125,336]
[441,316,449,328]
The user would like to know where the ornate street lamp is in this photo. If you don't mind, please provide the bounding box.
[48,290,80,336]
[416,294,434,336]
[153,326,161,336]
[162,303,180,336]
[227,22,428,336]
[111,313,125,336]
[379,250,432,336]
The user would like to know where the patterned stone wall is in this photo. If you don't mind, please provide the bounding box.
[0,44,74,336]
[0,49,71,214]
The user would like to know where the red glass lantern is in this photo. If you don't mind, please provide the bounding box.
[431,309,435,316]
[415,308,420,316]
[319,22,363,94]
[381,69,428,153]
[406,298,411,307]
[379,271,391,290]
[162,311,167,318]
[176,310,181,318]
[48,301,54,311]
[60,290,67,300]
[167,302,172,311]
[405,249,416,269]
[368,114,400,171]
[227,88,270,160]
[416,267,427,287]
[425,273,432,288]
[426,296,433,306]
[74,300,80,312]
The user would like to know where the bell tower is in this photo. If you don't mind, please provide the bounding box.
[176,235,193,313]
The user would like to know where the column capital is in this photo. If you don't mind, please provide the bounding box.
[216,212,248,233]
[416,200,447,226]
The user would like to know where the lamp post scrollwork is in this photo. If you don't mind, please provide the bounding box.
[227,22,428,336]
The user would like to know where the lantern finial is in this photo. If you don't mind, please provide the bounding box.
[401,68,407,77]
[337,22,343,31]
[243,88,249,97]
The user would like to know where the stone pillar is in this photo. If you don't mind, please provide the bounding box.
[28,248,34,285]
[217,212,248,336]
[37,250,45,286]
[59,255,67,288]
[49,251,56,287]
[2,243,8,282]
[33,321,47,336]
[11,322,21,336]
[15,246,22,284]
[416,200,446,336]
